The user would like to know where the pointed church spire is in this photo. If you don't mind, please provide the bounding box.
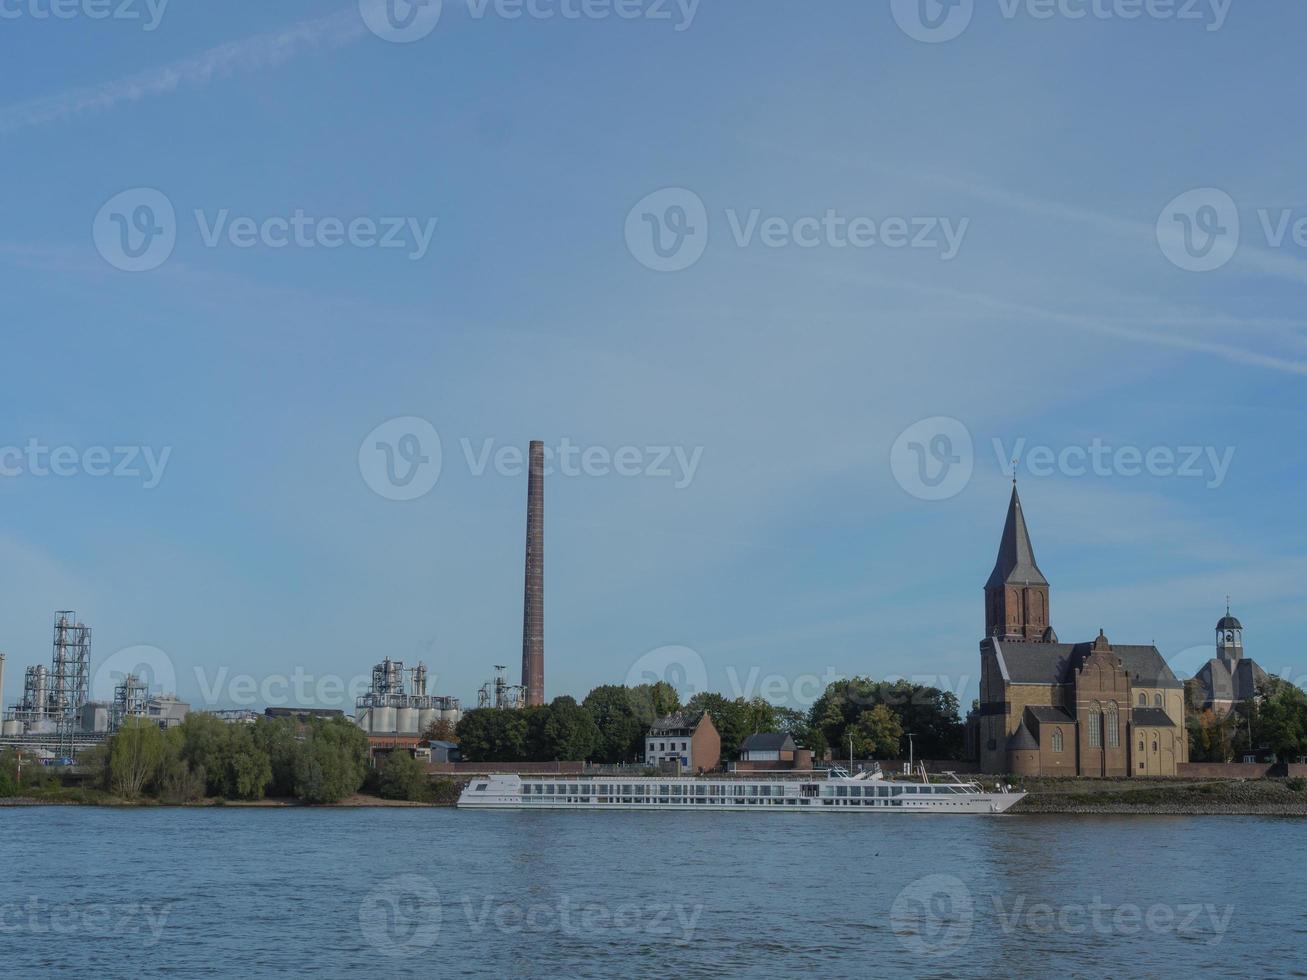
[986,481,1048,589]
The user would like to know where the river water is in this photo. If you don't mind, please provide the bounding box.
[0,808,1300,978]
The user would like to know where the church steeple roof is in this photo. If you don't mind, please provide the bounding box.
[986,482,1048,589]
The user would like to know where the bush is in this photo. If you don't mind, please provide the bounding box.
[1287,776,1307,792]
[377,751,427,802]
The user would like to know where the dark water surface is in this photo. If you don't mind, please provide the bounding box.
[0,808,1302,978]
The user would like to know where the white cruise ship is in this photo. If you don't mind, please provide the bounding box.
[457,766,1025,814]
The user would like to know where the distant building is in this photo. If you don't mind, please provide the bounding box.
[739,733,796,763]
[264,707,345,722]
[1191,605,1269,717]
[977,484,1188,777]
[145,695,190,730]
[645,711,721,773]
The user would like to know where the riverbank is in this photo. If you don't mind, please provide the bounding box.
[1012,777,1307,815]
[0,791,449,808]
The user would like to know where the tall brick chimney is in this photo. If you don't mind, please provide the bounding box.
[521,440,544,706]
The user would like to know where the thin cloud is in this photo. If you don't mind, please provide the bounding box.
[0,9,368,135]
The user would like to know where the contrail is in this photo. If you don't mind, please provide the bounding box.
[0,8,368,135]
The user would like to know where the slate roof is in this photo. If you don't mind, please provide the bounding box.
[989,639,1183,689]
[740,733,796,753]
[1195,657,1267,704]
[1131,707,1176,728]
[1025,706,1075,725]
[986,484,1048,589]
[1007,720,1039,751]
[649,711,706,734]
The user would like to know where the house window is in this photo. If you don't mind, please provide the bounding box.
[1138,693,1147,706]
[1088,707,1102,748]
[1154,694,1163,708]
[1052,728,1063,753]
[1106,703,1120,748]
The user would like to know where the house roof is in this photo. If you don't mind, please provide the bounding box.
[1195,657,1268,703]
[740,732,796,753]
[649,711,706,734]
[989,639,1182,689]
[986,484,1048,589]
[1131,707,1176,728]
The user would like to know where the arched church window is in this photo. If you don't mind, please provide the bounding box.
[1138,740,1145,752]
[1138,693,1147,706]
[1106,703,1120,747]
[1152,740,1159,753]
[1088,707,1102,748]
[1052,728,1063,753]
[1154,693,1163,708]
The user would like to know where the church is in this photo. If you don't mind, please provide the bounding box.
[976,484,1188,777]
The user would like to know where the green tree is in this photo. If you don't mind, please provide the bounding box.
[108,718,167,799]
[849,705,904,758]
[808,678,965,761]
[293,717,370,804]
[581,686,647,763]
[456,708,530,762]
[178,713,272,800]
[540,696,600,761]
[252,717,301,797]
[377,750,428,801]
[421,718,459,745]
[1258,679,1307,761]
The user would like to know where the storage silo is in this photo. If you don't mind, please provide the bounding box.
[396,706,418,735]
[373,705,397,734]
[417,706,438,733]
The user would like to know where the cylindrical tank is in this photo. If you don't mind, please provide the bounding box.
[373,706,397,734]
[439,707,458,724]
[1,719,21,736]
[417,707,438,732]
[80,702,110,734]
[355,707,372,733]
[396,707,418,735]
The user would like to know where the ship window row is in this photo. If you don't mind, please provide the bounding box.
[517,782,973,800]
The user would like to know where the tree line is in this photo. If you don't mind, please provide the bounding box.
[83,713,372,804]
[1187,676,1307,763]
[454,677,965,765]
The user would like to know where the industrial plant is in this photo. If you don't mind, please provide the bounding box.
[0,611,189,759]
[354,657,462,736]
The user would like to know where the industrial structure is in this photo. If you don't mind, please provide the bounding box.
[1,612,189,757]
[521,439,545,706]
[354,657,461,736]
[477,664,524,710]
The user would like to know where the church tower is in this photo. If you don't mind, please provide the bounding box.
[985,482,1053,642]
[1216,600,1243,662]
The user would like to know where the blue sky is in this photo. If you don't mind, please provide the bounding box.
[1,0,1304,714]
